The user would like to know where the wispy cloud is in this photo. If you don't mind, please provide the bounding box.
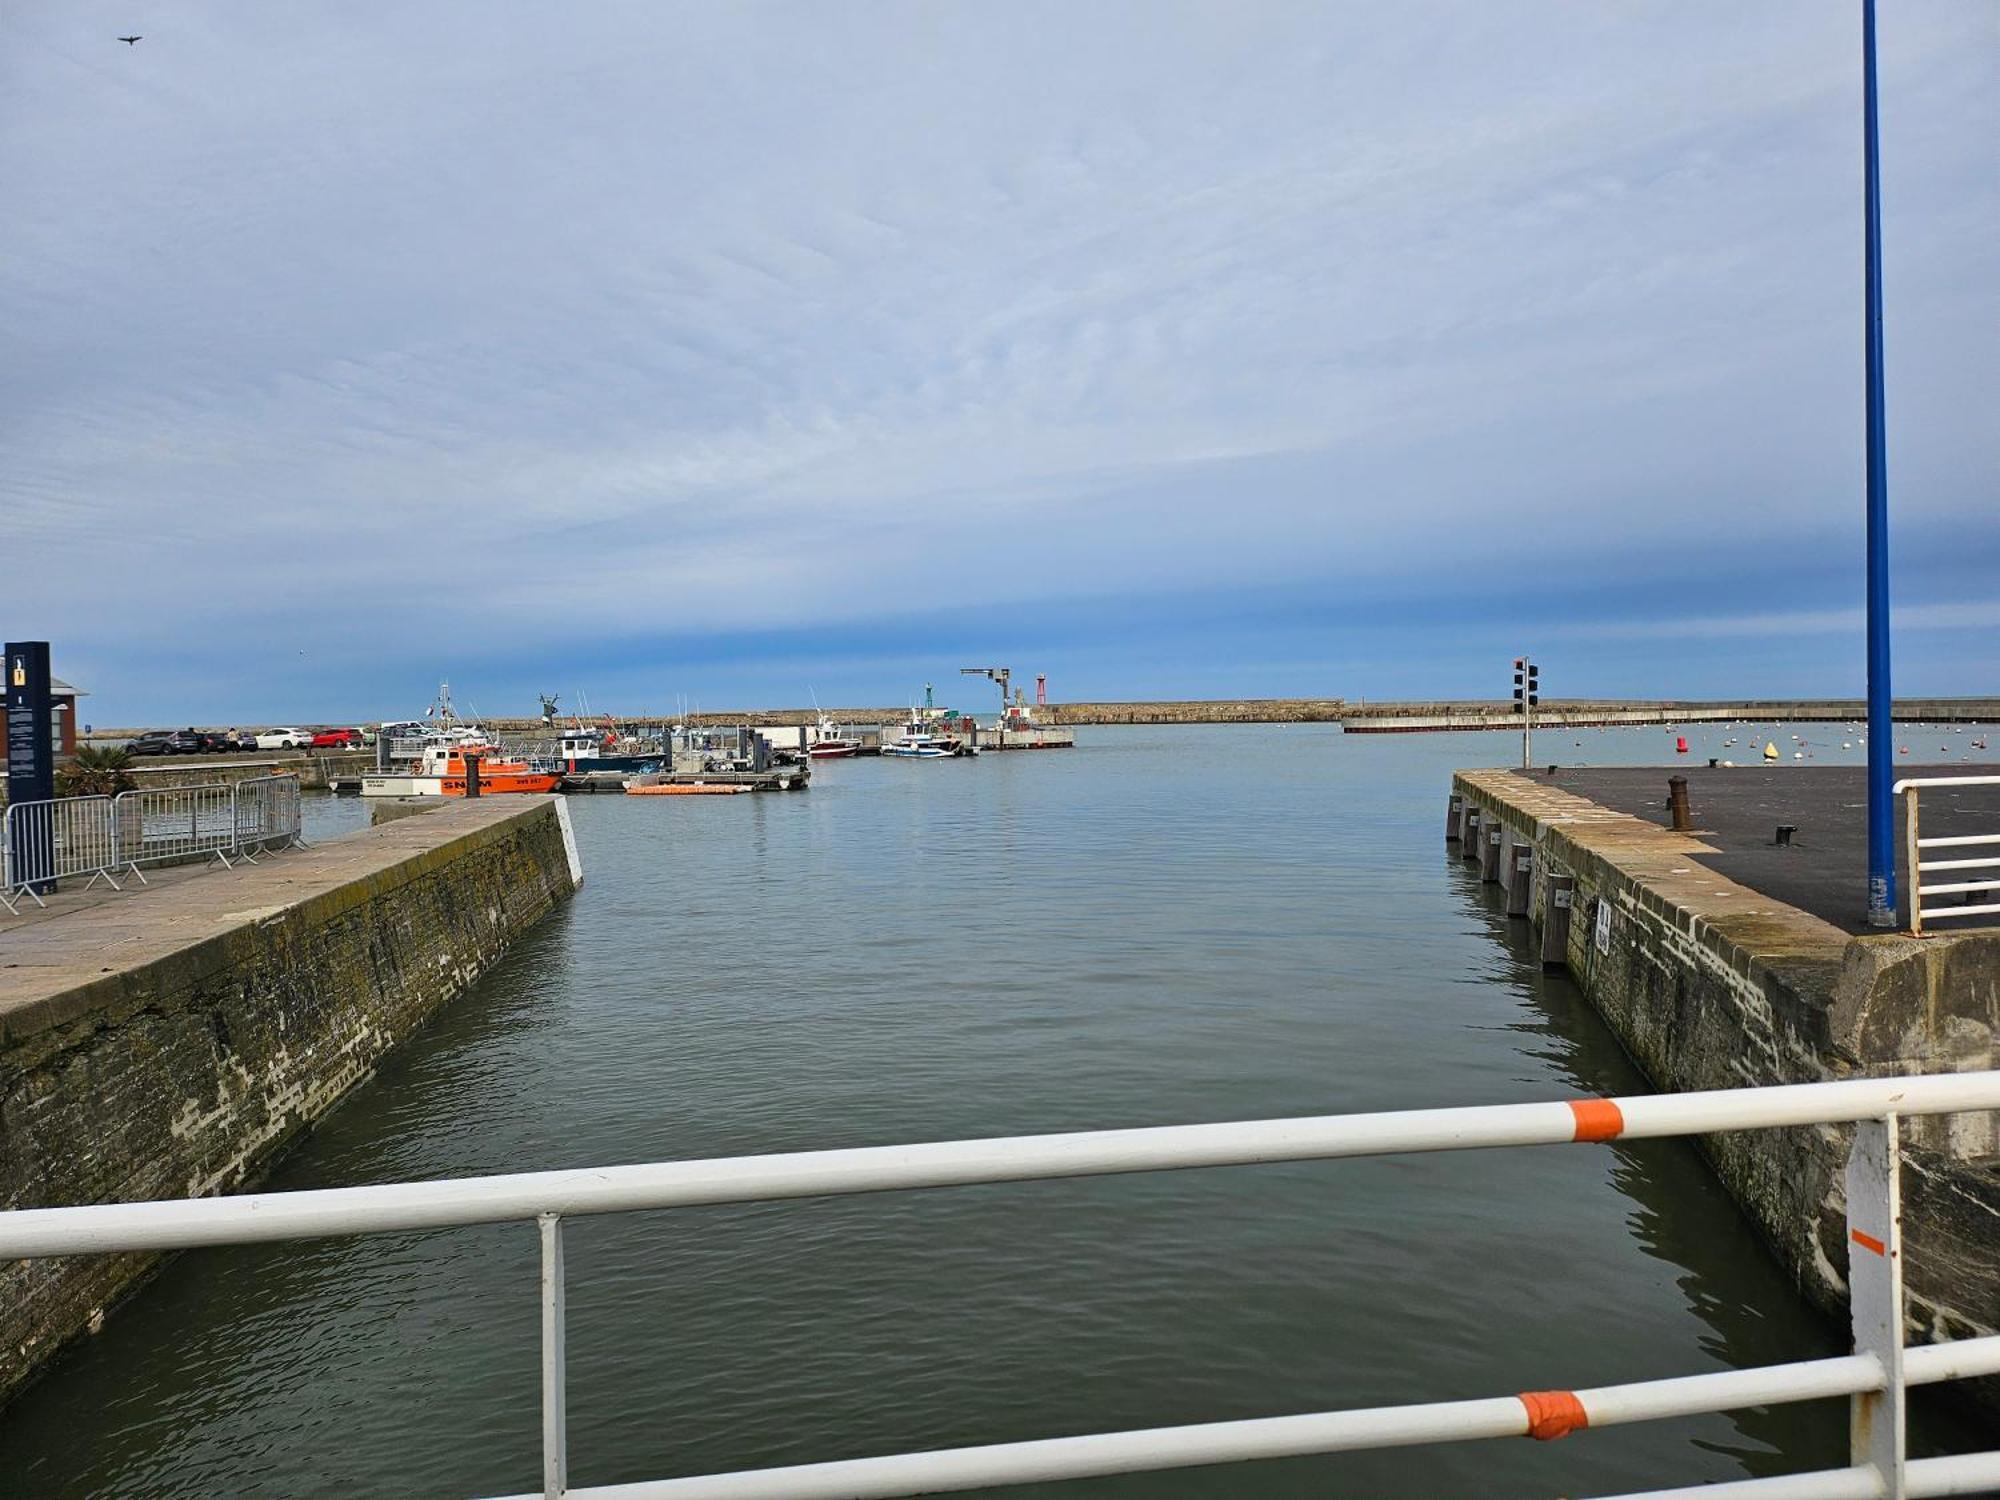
[3,2,1995,718]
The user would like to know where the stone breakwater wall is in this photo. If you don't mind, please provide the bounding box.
[1349,698,2000,733]
[0,797,582,1405]
[1452,770,2000,1381]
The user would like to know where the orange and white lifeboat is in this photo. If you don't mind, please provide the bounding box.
[417,741,560,795]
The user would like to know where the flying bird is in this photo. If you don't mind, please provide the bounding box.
[118,35,142,45]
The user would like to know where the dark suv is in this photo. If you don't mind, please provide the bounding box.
[128,729,207,755]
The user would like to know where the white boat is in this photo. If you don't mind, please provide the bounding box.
[884,730,950,759]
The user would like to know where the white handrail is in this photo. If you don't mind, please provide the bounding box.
[1892,776,2000,933]
[1892,775,2000,792]
[7,1071,1997,1500]
[4,1071,1998,1259]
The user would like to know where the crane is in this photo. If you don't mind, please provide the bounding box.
[960,666,1011,714]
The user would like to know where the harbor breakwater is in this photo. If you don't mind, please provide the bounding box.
[0,797,581,1405]
[1450,769,2000,1402]
[80,696,2000,742]
[1347,698,2000,732]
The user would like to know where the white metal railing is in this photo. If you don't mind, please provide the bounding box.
[1,775,303,913]
[3,1074,1998,1498]
[1895,776,2000,934]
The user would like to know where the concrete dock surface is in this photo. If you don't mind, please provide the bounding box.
[1511,763,2000,936]
[0,798,565,1031]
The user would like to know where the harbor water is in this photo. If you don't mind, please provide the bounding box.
[3,724,1992,1497]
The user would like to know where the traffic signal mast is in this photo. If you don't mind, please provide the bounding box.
[1512,658,1539,768]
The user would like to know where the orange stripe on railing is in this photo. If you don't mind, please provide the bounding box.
[1567,1098,1625,1142]
[1850,1227,1887,1257]
[1518,1389,1589,1441]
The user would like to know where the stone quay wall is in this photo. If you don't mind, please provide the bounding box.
[0,797,582,1405]
[1452,770,2000,1372]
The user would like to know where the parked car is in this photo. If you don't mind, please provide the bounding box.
[255,727,311,750]
[311,726,364,749]
[127,729,209,755]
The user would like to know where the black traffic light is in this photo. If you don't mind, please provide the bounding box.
[1512,658,1539,713]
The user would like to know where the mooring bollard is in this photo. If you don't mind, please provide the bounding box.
[1668,775,1692,832]
[1460,807,1483,862]
[1506,841,1534,916]
[1446,793,1464,842]
[1481,821,1504,882]
[464,754,482,798]
[1542,873,1574,967]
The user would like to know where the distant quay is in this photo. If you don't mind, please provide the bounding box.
[1339,696,2000,733]
[79,696,2000,742]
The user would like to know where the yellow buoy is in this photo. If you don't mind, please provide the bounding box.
[1763,741,1780,761]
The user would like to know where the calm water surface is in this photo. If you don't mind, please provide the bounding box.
[4,723,1992,1497]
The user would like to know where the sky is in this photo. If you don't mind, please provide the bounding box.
[3,2,1995,725]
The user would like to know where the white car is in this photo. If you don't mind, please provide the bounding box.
[255,727,311,750]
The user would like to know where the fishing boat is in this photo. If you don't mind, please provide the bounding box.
[883,685,970,758]
[883,737,949,759]
[807,712,861,759]
[884,724,951,759]
[554,722,665,775]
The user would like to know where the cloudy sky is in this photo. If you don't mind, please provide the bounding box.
[4,3,1994,723]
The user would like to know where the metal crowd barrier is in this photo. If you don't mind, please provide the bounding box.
[0,795,120,913]
[230,773,303,863]
[110,782,239,881]
[2,1071,1996,1499]
[0,774,303,913]
[1896,775,2000,935]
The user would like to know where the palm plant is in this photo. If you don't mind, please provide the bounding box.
[56,744,138,798]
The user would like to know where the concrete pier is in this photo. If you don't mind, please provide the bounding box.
[1350,697,2000,733]
[1451,765,2000,1406]
[0,797,582,1405]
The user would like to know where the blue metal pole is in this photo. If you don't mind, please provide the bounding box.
[1863,0,1895,926]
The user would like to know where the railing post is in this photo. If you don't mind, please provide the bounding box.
[1902,785,1922,935]
[1846,1115,1906,1498]
[540,1212,567,1499]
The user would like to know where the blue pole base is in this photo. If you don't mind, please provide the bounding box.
[1867,877,1896,929]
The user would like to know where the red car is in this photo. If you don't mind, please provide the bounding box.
[310,726,364,749]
